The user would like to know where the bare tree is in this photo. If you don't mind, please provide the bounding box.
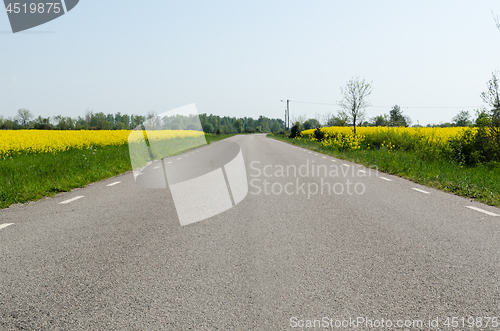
[481,71,500,126]
[338,77,373,134]
[493,11,500,31]
[144,111,161,130]
[15,108,33,128]
[321,112,332,127]
[290,113,307,127]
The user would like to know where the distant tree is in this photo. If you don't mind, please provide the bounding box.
[270,121,281,133]
[327,113,349,127]
[1,117,19,129]
[233,119,242,133]
[321,112,332,127]
[389,105,408,126]
[106,113,115,129]
[452,110,472,127]
[84,109,93,127]
[338,77,373,134]
[90,112,111,130]
[170,123,181,130]
[15,108,33,128]
[202,122,214,133]
[186,123,200,131]
[131,115,145,129]
[121,114,130,129]
[144,111,161,130]
[303,119,321,130]
[371,114,389,126]
[53,115,75,130]
[291,114,307,131]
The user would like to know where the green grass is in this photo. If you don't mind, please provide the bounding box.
[0,144,132,209]
[205,133,238,143]
[269,134,500,208]
[0,133,238,209]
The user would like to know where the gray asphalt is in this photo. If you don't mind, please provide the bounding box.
[1,134,500,330]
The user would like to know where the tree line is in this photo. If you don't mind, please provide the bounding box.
[0,109,286,134]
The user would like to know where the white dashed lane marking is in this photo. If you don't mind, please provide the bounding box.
[379,177,392,181]
[60,196,84,204]
[465,206,499,217]
[176,158,181,160]
[331,160,336,162]
[106,182,121,187]
[412,188,430,194]
[167,161,172,164]
[0,223,14,230]
[153,166,161,169]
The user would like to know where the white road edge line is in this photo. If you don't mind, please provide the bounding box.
[465,206,499,217]
[379,177,392,181]
[60,196,84,204]
[0,223,14,230]
[106,181,121,187]
[412,188,430,194]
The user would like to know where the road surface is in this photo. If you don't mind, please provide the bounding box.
[1,134,500,330]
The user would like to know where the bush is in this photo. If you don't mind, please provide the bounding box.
[290,122,302,139]
[449,128,482,165]
[314,127,325,141]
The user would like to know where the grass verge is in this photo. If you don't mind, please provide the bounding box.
[268,134,500,208]
[0,133,237,209]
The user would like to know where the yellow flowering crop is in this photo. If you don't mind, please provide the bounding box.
[0,130,205,158]
[301,126,471,151]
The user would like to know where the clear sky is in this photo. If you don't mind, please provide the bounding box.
[1,1,499,126]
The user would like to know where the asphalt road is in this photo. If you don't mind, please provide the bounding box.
[1,134,500,330]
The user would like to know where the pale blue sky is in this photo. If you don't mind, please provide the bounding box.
[1,1,499,125]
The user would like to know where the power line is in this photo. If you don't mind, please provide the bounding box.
[288,100,480,109]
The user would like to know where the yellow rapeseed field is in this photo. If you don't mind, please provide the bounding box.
[300,126,471,150]
[0,130,205,158]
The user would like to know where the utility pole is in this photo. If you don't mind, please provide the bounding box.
[287,99,290,129]
[285,108,287,129]
[281,99,290,130]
